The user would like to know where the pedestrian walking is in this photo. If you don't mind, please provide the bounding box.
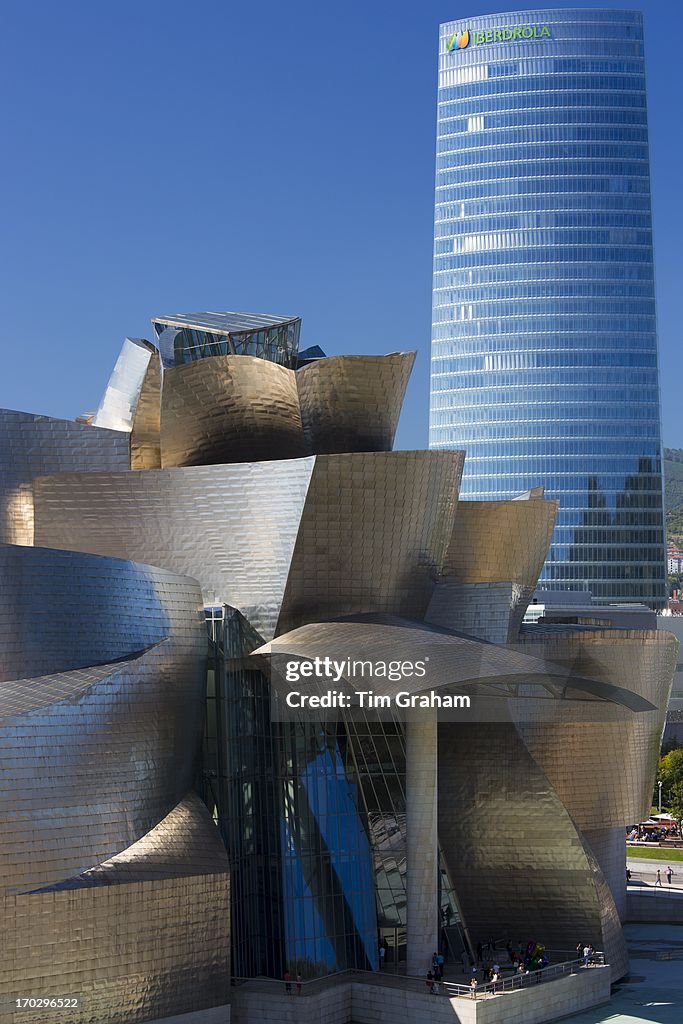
[666,866,674,885]
[283,970,292,994]
[296,973,302,995]
[655,869,662,886]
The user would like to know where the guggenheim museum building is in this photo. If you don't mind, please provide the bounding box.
[0,307,676,1022]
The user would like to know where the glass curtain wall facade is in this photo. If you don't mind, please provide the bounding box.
[429,8,666,606]
[199,606,467,978]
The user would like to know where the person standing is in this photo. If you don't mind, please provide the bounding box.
[469,976,478,999]
[283,970,292,994]
[583,945,591,966]
[379,945,385,969]
[655,869,663,886]
[666,866,674,885]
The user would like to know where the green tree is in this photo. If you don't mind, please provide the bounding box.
[657,748,683,836]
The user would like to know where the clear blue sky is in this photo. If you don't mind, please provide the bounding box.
[0,0,680,450]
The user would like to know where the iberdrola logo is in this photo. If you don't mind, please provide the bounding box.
[447,29,470,50]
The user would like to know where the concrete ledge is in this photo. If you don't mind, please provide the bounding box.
[626,888,683,923]
[144,1007,230,1024]
[231,966,611,1024]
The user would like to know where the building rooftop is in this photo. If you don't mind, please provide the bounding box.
[152,311,299,337]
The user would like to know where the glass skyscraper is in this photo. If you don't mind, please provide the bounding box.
[429,8,666,606]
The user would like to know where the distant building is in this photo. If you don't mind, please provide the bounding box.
[667,548,683,574]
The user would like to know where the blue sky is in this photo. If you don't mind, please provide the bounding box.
[0,0,680,449]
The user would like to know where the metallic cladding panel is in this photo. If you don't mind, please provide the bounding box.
[0,409,130,545]
[0,545,206,894]
[443,498,559,587]
[437,719,628,979]
[515,628,678,830]
[0,544,174,681]
[425,580,535,643]
[297,353,416,455]
[276,451,464,635]
[33,458,316,641]
[160,355,306,467]
[130,347,161,469]
[1,871,230,1024]
[38,792,229,888]
[583,826,627,922]
[92,337,156,433]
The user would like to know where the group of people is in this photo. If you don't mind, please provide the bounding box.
[282,970,303,994]
[425,951,446,993]
[654,866,676,886]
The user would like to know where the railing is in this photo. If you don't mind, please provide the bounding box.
[232,952,606,1000]
[440,953,606,1000]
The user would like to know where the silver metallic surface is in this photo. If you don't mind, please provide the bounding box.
[153,310,299,334]
[427,496,558,641]
[0,544,206,895]
[276,451,463,634]
[258,616,655,710]
[297,352,415,454]
[160,355,305,467]
[34,458,316,640]
[0,408,130,545]
[437,719,629,981]
[130,346,161,469]
[92,337,157,432]
[515,627,678,831]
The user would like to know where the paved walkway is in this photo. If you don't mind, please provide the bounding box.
[559,923,683,1024]
[627,857,683,889]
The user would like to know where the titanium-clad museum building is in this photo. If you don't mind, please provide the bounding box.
[429,8,667,607]
[0,307,677,1022]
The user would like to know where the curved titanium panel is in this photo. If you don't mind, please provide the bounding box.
[0,545,172,681]
[160,355,305,467]
[92,337,157,433]
[443,497,559,587]
[437,719,628,980]
[259,617,654,709]
[33,458,316,641]
[515,628,678,830]
[276,451,463,634]
[41,792,229,887]
[0,546,206,895]
[0,408,130,545]
[130,347,161,469]
[297,353,416,454]
[2,792,230,1023]
[427,498,558,640]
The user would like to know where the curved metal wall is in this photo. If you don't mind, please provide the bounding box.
[160,355,306,467]
[0,545,206,895]
[275,451,463,634]
[297,353,415,455]
[33,459,316,641]
[0,409,130,545]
